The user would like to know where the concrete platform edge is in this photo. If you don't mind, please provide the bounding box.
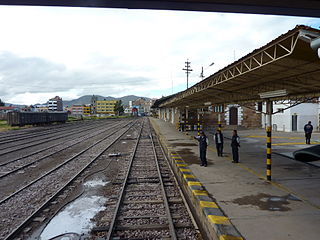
[150,118,244,240]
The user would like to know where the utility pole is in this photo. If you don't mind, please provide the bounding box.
[182,59,192,89]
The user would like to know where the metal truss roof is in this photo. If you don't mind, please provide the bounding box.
[159,25,320,108]
[1,1,320,17]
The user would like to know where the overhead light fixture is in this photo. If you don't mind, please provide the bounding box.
[311,37,320,59]
[259,89,288,99]
[311,37,320,51]
[204,102,212,106]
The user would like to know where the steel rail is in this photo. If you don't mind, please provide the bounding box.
[0,118,116,156]
[151,127,200,232]
[3,119,140,240]
[106,119,177,240]
[0,119,115,153]
[0,119,93,144]
[105,119,144,240]
[0,119,120,166]
[0,121,75,142]
[0,121,109,166]
[150,131,178,240]
[0,118,96,140]
[0,120,129,179]
[0,120,135,205]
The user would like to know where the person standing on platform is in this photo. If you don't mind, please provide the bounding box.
[194,131,208,167]
[214,129,224,157]
[231,130,240,163]
[304,121,313,144]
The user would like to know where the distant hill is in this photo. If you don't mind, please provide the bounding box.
[63,95,151,107]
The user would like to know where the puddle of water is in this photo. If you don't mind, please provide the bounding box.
[232,193,293,211]
[269,197,284,202]
[39,180,108,239]
[176,148,199,164]
[170,142,197,147]
[83,180,108,188]
[40,196,106,239]
[243,138,260,143]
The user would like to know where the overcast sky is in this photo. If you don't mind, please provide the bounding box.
[0,6,319,105]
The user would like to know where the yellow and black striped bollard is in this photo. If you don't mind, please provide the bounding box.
[197,113,200,136]
[266,126,272,181]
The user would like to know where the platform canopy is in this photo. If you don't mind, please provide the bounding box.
[1,0,320,17]
[159,25,320,109]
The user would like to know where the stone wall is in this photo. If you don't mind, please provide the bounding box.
[241,104,262,128]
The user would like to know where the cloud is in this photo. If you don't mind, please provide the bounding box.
[0,51,155,104]
[0,6,319,104]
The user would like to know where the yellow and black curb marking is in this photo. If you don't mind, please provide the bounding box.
[170,152,244,240]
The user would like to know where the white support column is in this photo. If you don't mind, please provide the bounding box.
[197,109,200,135]
[185,108,189,131]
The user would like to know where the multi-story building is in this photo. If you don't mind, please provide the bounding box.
[91,95,98,114]
[34,104,48,112]
[48,96,63,111]
[83,104,91,115]
[96,100,119,115]
[132,98,155,115]
[70,105,84,115]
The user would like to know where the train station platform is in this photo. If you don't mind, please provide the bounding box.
[150,118,320,240]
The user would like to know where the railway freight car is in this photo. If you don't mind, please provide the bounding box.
[7,112,68,126]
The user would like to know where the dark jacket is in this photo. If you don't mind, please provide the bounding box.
[214,132,224,145]
[231,135,240,148]
[195,135,208,149]
[304,124,313,134]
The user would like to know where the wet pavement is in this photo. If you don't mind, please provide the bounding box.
[151,118,320,240]
[39,179,108,240]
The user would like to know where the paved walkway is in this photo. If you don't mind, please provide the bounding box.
[151,118,320,240]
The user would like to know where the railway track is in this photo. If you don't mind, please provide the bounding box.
[0,119,117,154]
[0,119,140,240]
[0,119,91,144]
[0,119,131,180]
[0,119,136,201]
[94,119,201,239]
[0,118,201,239]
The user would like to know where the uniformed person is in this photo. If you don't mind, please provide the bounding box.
[304,121,313,144]
[231,130,240,163]
[194,131,208,167]
[214,129,224,157]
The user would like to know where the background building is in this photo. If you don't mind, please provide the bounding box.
[34,104,48,112]
[91,95,98,114]
[70,105,85,115]
[262,101,319,132]
[48,96,63,111]
[132,97,155,116]
[83,104,91,116]
[96,100,119,115]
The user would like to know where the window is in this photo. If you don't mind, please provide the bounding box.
[257,102,263,112]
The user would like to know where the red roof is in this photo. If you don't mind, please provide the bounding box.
[0,107,16,110]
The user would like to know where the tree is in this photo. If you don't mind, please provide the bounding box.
[114,100,124,116]
[0,99,5,107]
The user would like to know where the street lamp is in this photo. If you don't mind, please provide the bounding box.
[200,62,214,80]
